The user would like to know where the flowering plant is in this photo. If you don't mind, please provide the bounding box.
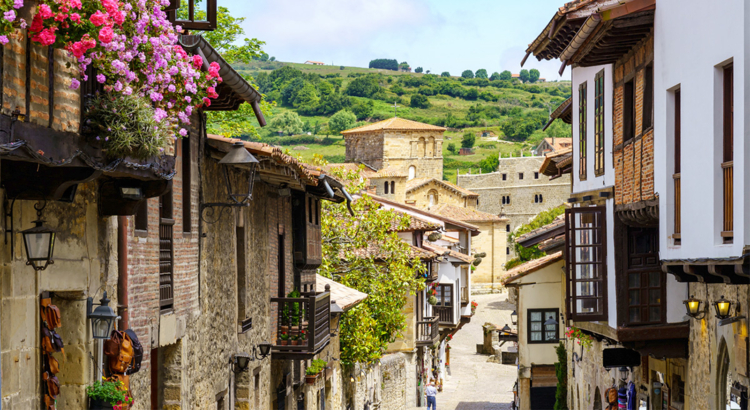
[28,0,222,140]
[0,0,26,45]
[86,377,133,406]
[446,334,453,342]
[470,300,478,314]
[565,327,593,350]
[279,331,289,341]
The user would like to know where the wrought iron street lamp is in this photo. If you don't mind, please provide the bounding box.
[330,300,344,336]
[87,291,118,339]
[511,310,518,326]
[232,353,251,373]
[21,202,56,271]
[683,295,706,319]
[201,141,260,223]
[714,295,733,320]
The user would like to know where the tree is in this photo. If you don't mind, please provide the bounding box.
[317,163,425,366]
[280,78,305,107]
[441,71,451,77]
[461,70,475,79]
[410,94,431,109]
[479,153,499,173]
[369,59,399,71]
[461,132,476,149]
[414,67,423,73]
[350,99,374,120]
[446,143,457,155]
[186,2,265,64]
[345,76,382,98]
[554,343,568,410]
[268,111,304,136]
[328,110,357,134]
[464,87,479,101]
[475,69,488,79]
[529,68,541,83]
[269,56,276,61]
[292,83,319,109]
[489,72,501,81]
[499,70,512,81]
[519,69,530,83]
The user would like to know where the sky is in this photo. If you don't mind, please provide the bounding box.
[219,0,571,81]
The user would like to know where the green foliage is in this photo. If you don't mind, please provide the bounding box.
[499,70,512,81]
[86,379,132,405]
[414,67,424,73]
[475,69,488,79]
[188,2,264,64]
[479,153,499,173]
[318,164,425,366]
[461,132,476,149]
[306,359,328,375]
[554,343,568,410]
[464,87,479,100]
[346,76,383,98]
[268,111,305,136]
[529,68,541,83]
[85,94,171,160]
[519,69,530,83]
[351,99,374,120]
[500,113,547,142]
[328,110,357,134]
[340,66,345,70]
[441,71,451,77]
[489,72,501,81]
[391,84,405,96]
[369,59,399,70]
[410,94,431,109]
[446,143,457,155]
[508,205,565,263]
[461,70,475,79]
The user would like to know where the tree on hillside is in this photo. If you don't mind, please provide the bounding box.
[441,71,451,77]
[293,83,319,109]
[475,69,488,79]
[328,110,357,134]
[268,111,304,136]
[501,116,539,142]
[529,69,541,83]
[447,143,457,155]
[464,87,479,101]
[461,70,475,79]
[280,78,305,107]
[415,67,424,73]
[270,56,276,61]
[318,162,426,366]
[479,153,499,173]
[519,69,530,83]
[490,72,501,81]
[461,131,476,148]
[350,100,374,120]
[346,76,382,98]
[499,70,512,81]
[369,59,399,70]
[410,94,431,109]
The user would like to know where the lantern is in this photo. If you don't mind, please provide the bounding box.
[511,310,518,325]
[233,353,251,373]
[87,291,118,340]
[220,141,259,205]
[714,295,732,320]
[257,342,272,359]
[501,324,512,334]
[21,202,56,271]
[330,300,344,336]
[683,295,704,319]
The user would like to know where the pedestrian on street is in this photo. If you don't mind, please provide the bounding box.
[426,381,438,410]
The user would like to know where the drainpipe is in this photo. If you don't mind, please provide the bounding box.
[117,216,129,330]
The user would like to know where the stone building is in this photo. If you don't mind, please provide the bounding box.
[457,156,571,258]
[533,137,573,156]
[341,117,446,181]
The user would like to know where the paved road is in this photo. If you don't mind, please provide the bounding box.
[420,292,517,410]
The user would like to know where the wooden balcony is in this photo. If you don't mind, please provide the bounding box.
[722,161,733,242]
[460,286,469,306]
[271,291,331,359]
[416,316,439,347]
[433,306,454,325]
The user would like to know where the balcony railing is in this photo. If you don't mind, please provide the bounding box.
[416,316,439,347]
[673,173,681,245]
[433,306,454,325]
[460,286,469,305]
[271,291,330,357]
[722,161,733,242]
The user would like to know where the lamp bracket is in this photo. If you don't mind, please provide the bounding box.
[199,202,249,225]
[719,315,746,327]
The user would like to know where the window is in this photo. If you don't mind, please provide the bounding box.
[722,63,734,240]
[579,81,587,180]
[277,233,285,297]
[533,194,543,204]
[528,309,559,343]
[408,166,416,180]
[159,194,174,312]
[428,189,439,206]
[623,79,635,143]
[642,66,653,132]
[502,173,507,181]
[390,181,395,194]
[506,224,510,233]
[534,172,539,180]
[501,195,511,205]
[182,137,192,232]
[518,172,524,180]
[595,70,605,176]
[384,181,389,194]
[673,88,681,244]
[135,200,148,231]
[506,247,510,255]
[624,227,664,325]
[565,206,607,321]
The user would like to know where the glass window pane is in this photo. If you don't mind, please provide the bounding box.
[628,273,640,288]
[649,307,661,322]
[530,322,542,331]
[629,290,640,306]
[530,311,542,322]
[530,331,541,341]
[545,331,557,341]
[649,289,661,305]
[629,307,640,323]
[649,271,661,287]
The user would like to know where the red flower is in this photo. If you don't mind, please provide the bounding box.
[202,97,211,107]
[29,14,44,33]
[90,10,108,27]
[192,54,203,69]
[98,25,114,44]
[32,28,57,46]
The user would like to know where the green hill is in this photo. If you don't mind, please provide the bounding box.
[230,60,571,182]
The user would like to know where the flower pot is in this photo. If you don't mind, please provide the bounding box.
[280,340,288,346]
[89,398,115,410]
[291,340,298,346]
[305,374,318,385]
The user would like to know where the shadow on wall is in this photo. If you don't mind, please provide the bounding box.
[454,401,514,409]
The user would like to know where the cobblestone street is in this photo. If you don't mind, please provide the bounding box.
[424,292,517,410]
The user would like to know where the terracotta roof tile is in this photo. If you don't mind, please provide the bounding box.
[405,178,479,198]
[540,148,573,177]
[423,243,474,264]
[515,216,565,244]
[502,251,563,285]
[348,243,437,261]
[341,117,446,134]
[315,275,367,311]
[429,204,506,222]
[391,210,442,232]
[366,194,480,232]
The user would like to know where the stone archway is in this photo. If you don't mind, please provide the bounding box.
[717,336,740,410]
[593,386,602,410]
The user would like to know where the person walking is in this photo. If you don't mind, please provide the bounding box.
[426,381,438,410]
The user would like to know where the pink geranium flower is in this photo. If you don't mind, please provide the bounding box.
[98,25,114,43]
[90,10,107,27]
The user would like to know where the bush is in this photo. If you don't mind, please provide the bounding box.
[461,70,474,79]
[479,153,499,173]
[461,132,476,148]
[410,94,431,109]
[415,67,423,73]
[447,143,457,154]
[554,343,568,410]
[350,99,374,120]
[369,59,398,70]
[441,71,451,77]
[346,76,382,98]
[328,110,357,134]
[340,66,345,70]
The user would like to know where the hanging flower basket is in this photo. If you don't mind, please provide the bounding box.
[427,296,438,306]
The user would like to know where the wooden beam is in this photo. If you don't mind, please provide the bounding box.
[617,323,689,343]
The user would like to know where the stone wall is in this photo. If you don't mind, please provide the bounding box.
[613,35,655,206]
[470,220,507,289]
[344,131,385,169]
[406,179,476,211]
[0,182,116,409]
[342,353,412,410]
[345,129,444,181]
[370,176,407,204]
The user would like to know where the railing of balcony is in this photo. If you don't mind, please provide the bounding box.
[433,306,453,324]
[271,291,330,355]
[416,316,439,346]
[461,286,469,305]
[722,161,733,242]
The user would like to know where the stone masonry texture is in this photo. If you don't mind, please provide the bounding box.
[345,129,444,181]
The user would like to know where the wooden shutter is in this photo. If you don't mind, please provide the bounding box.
[565,206,607,321]
[579,81,587,180]
[595,70,605,176]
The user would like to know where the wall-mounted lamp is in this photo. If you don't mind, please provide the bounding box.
[118,186,143,201]
[21,201,56,271]
[86,291,118,339]
[683,295,706,319]
[330,300,344,336]
[511,310,518,326]
[200,141,260,224]
[714,295,733,320]
[232,353,252,373]
[501,324,512,334]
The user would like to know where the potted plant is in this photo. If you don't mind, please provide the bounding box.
[279,332,289,346]
[427,283,439,305]
[87,378,133,410]
[470,301,478,315]
[298,329,307,344]
[305,359,327,385]
[290,333,299,346]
